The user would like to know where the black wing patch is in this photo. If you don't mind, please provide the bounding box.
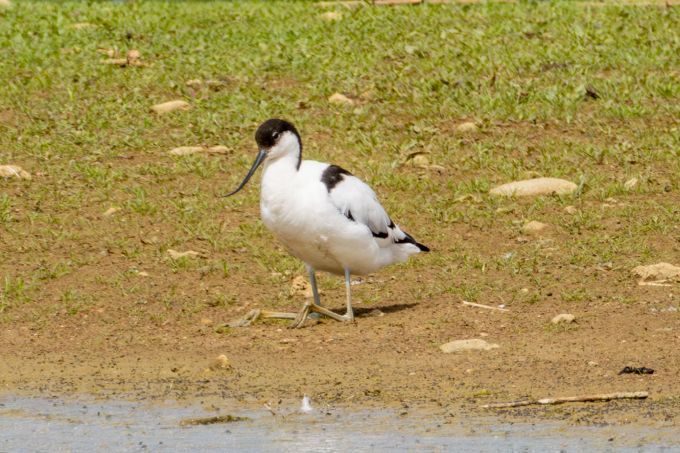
[370,217,392,239]
[321,165,352,192]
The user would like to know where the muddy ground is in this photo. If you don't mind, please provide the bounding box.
[2,211,679,426]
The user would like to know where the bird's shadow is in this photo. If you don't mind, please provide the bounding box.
[353,302,419,318]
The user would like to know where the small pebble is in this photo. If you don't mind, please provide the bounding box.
[490,178,577,197]
[522,221,549,235]
[328,93,354,106]
[440,339,499,353]
[151,100,190,114]
[551,313,576,324]
[455,121,478,134]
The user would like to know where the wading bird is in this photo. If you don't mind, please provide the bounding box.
[224,119,428,328]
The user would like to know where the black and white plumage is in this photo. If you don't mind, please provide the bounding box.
[225,118,429,328]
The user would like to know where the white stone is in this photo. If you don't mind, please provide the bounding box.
[624,177,638,190]
[632,263,680,281]
[455,121,478,133]
[522,220,549,235]
[168,146,205,156]
[328,93,354,106]
[320,11,342,21]
[490,178,577,197]
[440,339,499,353]
[0,165,31,180]
[167,249,200,259]
[551,313,576,324]
[151,100,190,114]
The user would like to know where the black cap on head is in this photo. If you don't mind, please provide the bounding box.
[255,118,301,151]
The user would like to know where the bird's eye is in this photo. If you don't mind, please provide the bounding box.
[272,131,280,140]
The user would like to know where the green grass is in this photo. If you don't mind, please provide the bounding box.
[0,1,678,322]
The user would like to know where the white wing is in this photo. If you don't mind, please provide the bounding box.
[323,165,428,251]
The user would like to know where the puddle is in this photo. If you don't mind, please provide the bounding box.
[1,395,677,452]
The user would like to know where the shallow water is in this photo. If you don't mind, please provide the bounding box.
[0,395,677,452]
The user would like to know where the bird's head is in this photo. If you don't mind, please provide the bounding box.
[223,118,301,197]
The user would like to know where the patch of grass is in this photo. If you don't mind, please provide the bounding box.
[0,275,30,313]
[0,194,11,226]
[58,289,94,316]
[0,1,678,329]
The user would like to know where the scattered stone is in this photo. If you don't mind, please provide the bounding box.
[632,263,680,282]
[290,275,313,298]
[375,0,422,4]
[140,236,158,245]
[102,207,120,217]
[168,146,205,156]
[97,48,116,58]
[409,152,430,167]
[564,205,578,215]
[100,48,145,67]
[455,121,478,134]
[101,58,129,66]
[205,79,228,89]
[70,22,96,30]
[137,271,150,277]
[366,308,385,317]
[179,414,249,426]
[126,49,141,61]
[618,366,654,375]
[151,100,190,114]
[328,92,355,106]
[207,145,229,154]
[551,313,576,324]
[588,361,599,367]
[167,249,201,259]
[209,354,231,370]
[440,339,499,353]
[185,79,203,88]
[522,220,549,235]
[200,318,213,326]
[0,165,31,180]
[168,145,230,156]
[624,177,638,190]
[490,178,577,197]
[320,11,342,20]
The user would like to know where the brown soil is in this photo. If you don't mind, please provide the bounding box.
[2,244,679,424]
[1,116,678,425]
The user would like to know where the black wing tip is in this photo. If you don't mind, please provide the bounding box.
[415,242,430,252]
[396,232,430,252]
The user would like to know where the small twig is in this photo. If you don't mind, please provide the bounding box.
[482,391,648,409]
[462,300,509,312]
[638,279,673,287]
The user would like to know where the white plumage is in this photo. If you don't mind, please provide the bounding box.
[225,119,428,328]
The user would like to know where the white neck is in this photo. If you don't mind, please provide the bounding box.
[264,131,300,170]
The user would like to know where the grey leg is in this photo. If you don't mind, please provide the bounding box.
[289,267,355,328]
[308,266,321,306]
[343,267,354,322]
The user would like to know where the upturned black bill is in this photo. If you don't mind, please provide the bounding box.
[222,149,267,197]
